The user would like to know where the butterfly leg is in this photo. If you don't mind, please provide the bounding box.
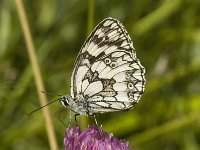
[88,114,99,126]
[74,113,80,126]
[99,114,103,128]
[58,108,67,127]
[93,115,98,126]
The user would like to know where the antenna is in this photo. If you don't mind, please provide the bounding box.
[26,98,61,118]
[41,90,62,97]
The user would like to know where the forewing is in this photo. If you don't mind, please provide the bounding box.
[70,18,145,112]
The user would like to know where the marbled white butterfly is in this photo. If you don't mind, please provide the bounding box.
[60,18,145,115]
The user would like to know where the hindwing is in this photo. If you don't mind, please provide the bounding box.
[70,18,145,112]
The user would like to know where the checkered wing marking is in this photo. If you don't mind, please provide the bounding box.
[70,18,145,112]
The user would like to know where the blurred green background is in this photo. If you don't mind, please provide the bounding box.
[0,0,200,149]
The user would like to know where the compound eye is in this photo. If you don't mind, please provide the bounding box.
[104,58,111,64]
[110,62,117,68]
[61,97,68,107]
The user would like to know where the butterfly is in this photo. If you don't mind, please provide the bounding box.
[60,17,145,116]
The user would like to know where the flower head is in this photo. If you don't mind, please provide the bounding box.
[64,125,132,150]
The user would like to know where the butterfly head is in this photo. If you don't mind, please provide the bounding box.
[60,96,80,114]
[60,96,71,107]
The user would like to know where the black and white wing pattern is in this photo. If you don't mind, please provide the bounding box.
[70,17,145,114]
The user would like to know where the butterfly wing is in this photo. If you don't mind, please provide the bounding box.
[70,18,145,113]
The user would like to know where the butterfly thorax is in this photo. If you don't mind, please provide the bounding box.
[60,96,91,115]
